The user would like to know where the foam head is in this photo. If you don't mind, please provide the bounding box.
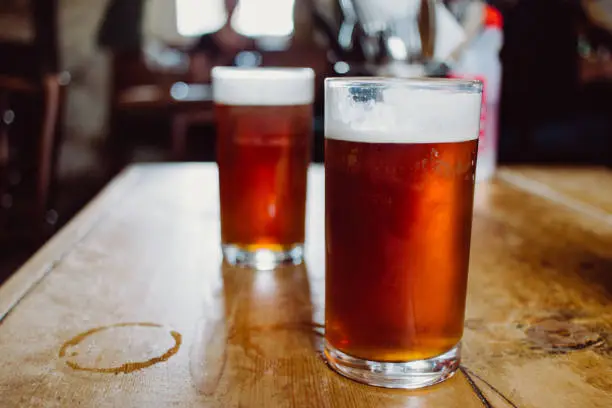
[325,78,482,144]
[212,67,315,106]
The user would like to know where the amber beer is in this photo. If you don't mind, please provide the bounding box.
[324,78,483,389]
[213,67,314,269]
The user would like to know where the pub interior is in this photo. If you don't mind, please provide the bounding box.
[1,0,611,280]
[1,0,612,404]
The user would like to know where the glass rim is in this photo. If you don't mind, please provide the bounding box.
[325,77,482,93]
[212,66,315,81]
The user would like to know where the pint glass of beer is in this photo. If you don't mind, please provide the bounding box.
[213,67,314,269]
[324,78,482,388]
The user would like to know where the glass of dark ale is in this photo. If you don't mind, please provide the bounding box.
[324,77,482,388]
[213,67,314,270]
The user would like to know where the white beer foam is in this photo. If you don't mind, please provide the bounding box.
[212,67,315,106]
[325,81,482,144]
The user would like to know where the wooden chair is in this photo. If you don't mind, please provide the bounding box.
[0,0,68,242]
[106,50,213,173]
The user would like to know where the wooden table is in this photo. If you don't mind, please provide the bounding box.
[1,164,611,407]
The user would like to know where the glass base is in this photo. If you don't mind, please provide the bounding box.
[323,341,460,389]
[222,244,304,270]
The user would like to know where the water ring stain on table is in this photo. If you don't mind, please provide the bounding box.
[58,322,182,374]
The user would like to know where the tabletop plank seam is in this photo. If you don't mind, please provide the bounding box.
[462,366,521,408]
[498,172,612,224]
[0,168,144,324]
[460,366,494,408]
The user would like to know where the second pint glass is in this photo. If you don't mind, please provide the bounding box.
[324,78,482,388]
[213,67,314,269]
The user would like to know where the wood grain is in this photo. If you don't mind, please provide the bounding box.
[0,164,611,407]
[499,166,612,219]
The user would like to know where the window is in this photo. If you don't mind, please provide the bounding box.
[176,0,227,37]
[231,0,296,37]
[175,0,295,37]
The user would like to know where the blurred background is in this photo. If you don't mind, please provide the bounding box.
[0,0,611,281]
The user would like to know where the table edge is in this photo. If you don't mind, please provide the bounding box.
[0,166,143,323]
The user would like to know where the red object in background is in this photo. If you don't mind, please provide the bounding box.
[484,5,503,29]
[449,4,503,182]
